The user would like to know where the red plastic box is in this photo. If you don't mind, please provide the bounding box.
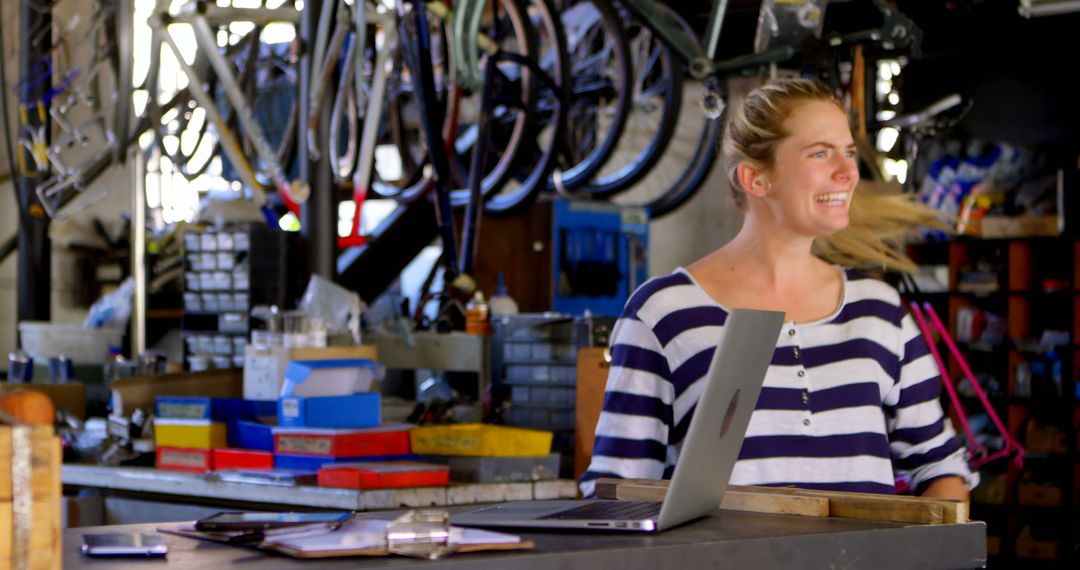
[272,424,411,457]
[156,447,213,473]
[212,448,274,470]
[317,461,449,490]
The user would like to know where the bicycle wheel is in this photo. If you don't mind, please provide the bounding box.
[608,76,723,218]
[470,0,570,213]
[367,2,452,204]
[440,0,543,212]
[570,2,682,198]
[601,4,721,219]
[546,0,631,192]
[110,0,135,161]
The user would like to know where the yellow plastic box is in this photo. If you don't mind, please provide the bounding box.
[409,423,552,457]
[154,418,227,450]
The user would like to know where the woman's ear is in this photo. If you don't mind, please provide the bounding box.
[736,162,768,199]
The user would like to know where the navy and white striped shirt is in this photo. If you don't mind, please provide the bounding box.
[580,267,978,498]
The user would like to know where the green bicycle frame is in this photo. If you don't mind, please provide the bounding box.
[619,0,726,76]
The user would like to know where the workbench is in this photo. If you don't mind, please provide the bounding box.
[61,507,987,569]
[62,465,577,525]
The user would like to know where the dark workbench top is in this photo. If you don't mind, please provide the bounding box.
[63,507,986,569]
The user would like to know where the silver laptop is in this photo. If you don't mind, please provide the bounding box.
[450,308,784,532]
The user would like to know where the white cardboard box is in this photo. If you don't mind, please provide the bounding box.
[242,345,378,400]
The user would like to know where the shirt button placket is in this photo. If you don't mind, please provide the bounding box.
[790,328,811,427]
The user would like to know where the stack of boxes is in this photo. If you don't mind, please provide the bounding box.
[409,423,556,483]
[153,357,451,490]
[270,359,445,487]
[154,397,276,473]
[491,314,614,477]
[182,224,300,371]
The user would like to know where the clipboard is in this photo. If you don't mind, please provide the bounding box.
[158,513,534,559]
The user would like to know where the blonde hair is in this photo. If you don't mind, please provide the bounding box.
[721,78,948,273]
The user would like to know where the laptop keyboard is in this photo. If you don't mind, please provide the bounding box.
[541,501,662,521]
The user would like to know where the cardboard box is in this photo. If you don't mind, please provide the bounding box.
[111,369,242,416]
[1015,525,1059,560]
[1025,424,1068,455]
[980,215,1060,238]
[272,424,410,457]
[243,345,377,400]
[1,425,62,570]
[278,392,381,429]
[281,360,382,398]
[154,419,228,450]
[0,383,86,420]
[1017,482,1062,507]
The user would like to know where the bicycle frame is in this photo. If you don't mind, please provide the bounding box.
[619,0,724,76]
[340,4,397,248]
[619,0,912,79]
[154,1,305,221]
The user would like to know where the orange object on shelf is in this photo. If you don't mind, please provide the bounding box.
[0,388,55,425]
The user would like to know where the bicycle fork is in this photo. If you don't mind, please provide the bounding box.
[399,0,461,283]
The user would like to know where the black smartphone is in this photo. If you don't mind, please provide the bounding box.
[81,533,169,557]
[194,511,353,531]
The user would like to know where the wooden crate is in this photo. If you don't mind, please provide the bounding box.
[0,425,62,570]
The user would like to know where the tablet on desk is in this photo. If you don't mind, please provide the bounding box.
[194,511,353,532]
[81,533,169,557]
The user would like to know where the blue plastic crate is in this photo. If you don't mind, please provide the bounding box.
[228,420,276,451]
[156,397,276,422]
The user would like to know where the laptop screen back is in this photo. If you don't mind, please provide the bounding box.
[656,308,784,530]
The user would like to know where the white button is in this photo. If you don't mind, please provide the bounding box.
[803,418,811,426]
[797,370,805,378]
[788,329,796,336]
[793,347,800,358]
[802,392,809,404]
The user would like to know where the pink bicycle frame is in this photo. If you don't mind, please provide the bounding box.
[909,301,1024,471]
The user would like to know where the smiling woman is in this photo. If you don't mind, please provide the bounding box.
[581,78,976,503]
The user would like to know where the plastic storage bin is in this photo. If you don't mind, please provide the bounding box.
[18,322,125,364]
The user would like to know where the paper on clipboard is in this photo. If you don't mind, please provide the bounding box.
[265,519,388,553]
[450,526,524,545]
[264,518,525,554]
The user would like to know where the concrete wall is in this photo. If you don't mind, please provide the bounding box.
[0,169,133,358]
[642,81,748,277]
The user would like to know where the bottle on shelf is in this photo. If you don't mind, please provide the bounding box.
[465,291,492,336]
[489,272,519,317]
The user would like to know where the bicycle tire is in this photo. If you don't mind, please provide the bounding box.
[471,0,570,214]
[367,6,448,204]
[604,4,722,219]
[444,0,540,211]
[570,2,682,198]
[111,0,135,162]
[545,0,632,192]
[645,80,723,218]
